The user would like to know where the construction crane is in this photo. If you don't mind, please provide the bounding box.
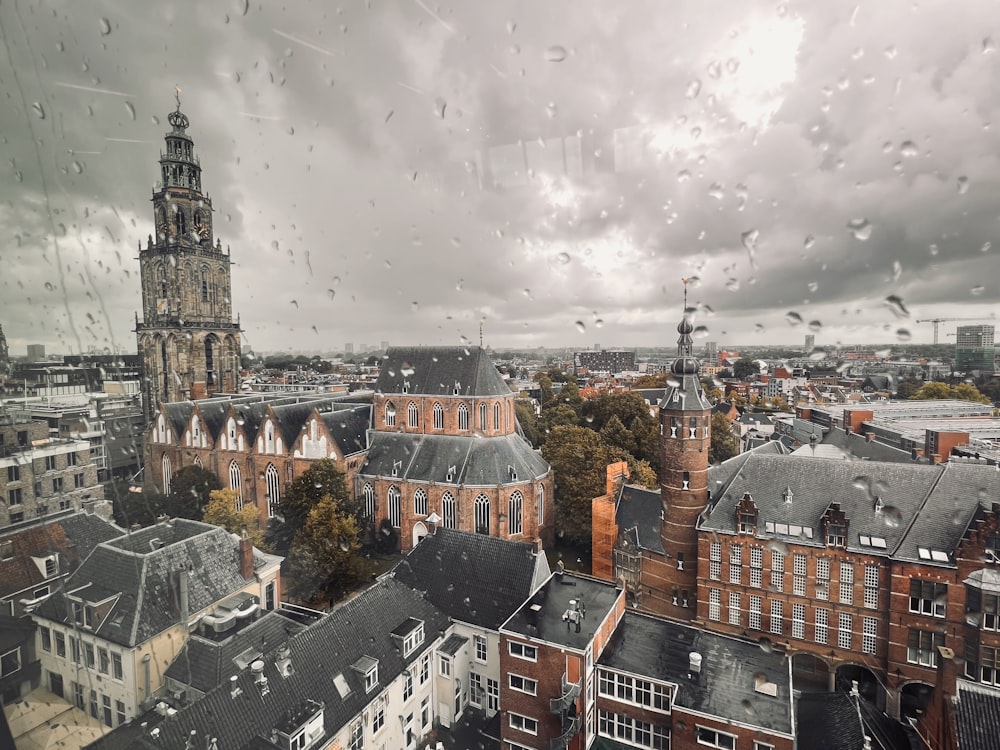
[914,317,993,345]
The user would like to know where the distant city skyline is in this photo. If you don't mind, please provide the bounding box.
[3,2,1000,354]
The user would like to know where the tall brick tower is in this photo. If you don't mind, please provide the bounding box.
[136,93,241,418]
[657,287,712,619]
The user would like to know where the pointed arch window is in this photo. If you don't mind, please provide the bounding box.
[363,483,376,521]
[414,488,428,516]
[493,402,501,431]
[158,265,168,299]
[441,492,456,530]
[201,268,209,302]
[479,403,488,430]
[433,402,444,430]
[161,454,172,495]
[229,460,243,510]
[407,402,419,428]
[265,422,275,453]
[265,463,280,518]
[475,494,491,535]
[458,403,469,431]
[508,491,523,536]
[536,485,545,526]
[193,455,203,469]
[384,401,396,427]
[388,485,402,528]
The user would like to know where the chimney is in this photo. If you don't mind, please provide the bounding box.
[240,537,254,580]
[688,652,702,680]
[179,569,189,622]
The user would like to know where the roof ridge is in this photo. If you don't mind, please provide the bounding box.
[130,553,148,646]
[890,461,949,556]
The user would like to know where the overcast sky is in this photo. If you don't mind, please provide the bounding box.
[1,0,999,356]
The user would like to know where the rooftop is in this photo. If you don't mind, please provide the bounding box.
[598,611,794,736]
[502,571,622,651]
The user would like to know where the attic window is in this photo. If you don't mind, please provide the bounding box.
[391,618,425,658]
[753,673,778,697]
[351,656,378,693]
[918,547,950,563]
[333,672,351,699]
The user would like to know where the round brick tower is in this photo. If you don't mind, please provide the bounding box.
[658,305,712,619]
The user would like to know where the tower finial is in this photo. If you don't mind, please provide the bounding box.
[174,85,182,113]
[681,277,689,312]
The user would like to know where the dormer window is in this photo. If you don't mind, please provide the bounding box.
[392,618,425,658]
[736,492,758,535]
[352,656,379,693]
[827,523,847,548]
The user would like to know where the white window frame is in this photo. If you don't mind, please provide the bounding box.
[508,712,538,736]
[508,491,523,535]
[508,641,537,662]
[388,485,401,528]
[696,725,737,749]
[728,592,741,626]
[474,634,487,664]
[508,673,538,696]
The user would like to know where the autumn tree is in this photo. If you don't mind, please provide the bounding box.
[203,489,264,548]
[709,411,739,464]
[911,381,991,404]
[286,497,363,604]
[731,359,760,380]
[631,372,667,388]
[265,459,356,556]
[599,414,636,456]
[539,403,580,439]
[536,373,555,408]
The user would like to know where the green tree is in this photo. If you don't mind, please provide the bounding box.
[203,489,264,548]
[541,425,619,546]
[539,403,580,438]
[556,380,584,414]
[515,400,541,447]
[732,359,760,380]
[167,466,222,519]
[631,372,667,388]
[709,411,739,464]
[599,414,635,455]
[536,373,555,408]
[894,378,922,399]
[266,459,355,556]
[286,497,364,604]
[626,458,658,489]
[110,483,167,528]
[951,382,992,404]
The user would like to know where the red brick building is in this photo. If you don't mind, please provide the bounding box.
[499,571,794,750]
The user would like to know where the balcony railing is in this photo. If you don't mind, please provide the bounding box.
[549,673,581,714]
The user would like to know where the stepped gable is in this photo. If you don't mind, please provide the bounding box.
[376,346,511,397]
[390,527,547,629]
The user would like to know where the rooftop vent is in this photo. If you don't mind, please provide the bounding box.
[251,659,270,696]
[688,652,702,677]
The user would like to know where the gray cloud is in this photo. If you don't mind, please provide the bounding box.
[1,0,998,356]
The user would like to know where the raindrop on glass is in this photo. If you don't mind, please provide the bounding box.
[884,295,909,318]
[958,176,970,194]
[32,102,46,120]
[545,45,567,62]
[971,285,986,296]
[575,321,586,333]
[685,79,701,99]
[99,17,112,36]
[846,218,872,241]
[896,328,912,342]
[785,311,803,327]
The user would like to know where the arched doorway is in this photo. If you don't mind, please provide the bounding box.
[791,652,830,694]
[412,521,428,548]
[836,664,882,709]
[900,681,933,721]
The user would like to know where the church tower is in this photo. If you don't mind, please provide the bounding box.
[136,95,241,417]
[656,286,712,619]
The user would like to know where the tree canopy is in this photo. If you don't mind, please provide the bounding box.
[203,489,264,548]
[709,411,739,464]
[910,381,991,404]
[266,459,356,557]
[286,497,363,604]
[168,466,222,519]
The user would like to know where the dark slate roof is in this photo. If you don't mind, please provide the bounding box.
[658,371,712,413]
[597,611,793,735]
[704,454,1000,565]
[390,528,548,630]
[736,411,774,426]
[0,511,122,599]
[375,346,512,397]
[162,401,194,440]
[503,573,622,652]
[819,427,923,463]
[895,461,1000,565]
[118,578,450,750]
[35,520,255,647]
[319,404,371,456]
[615,485,663,554]
[702,454,943,554]
[196,399,233,441]
[359,431,549,486]
[164,610,307,695]
[795,693,865,750]
[438,633,468,656]
[270,402,319,448]
[955,679,1000,750]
